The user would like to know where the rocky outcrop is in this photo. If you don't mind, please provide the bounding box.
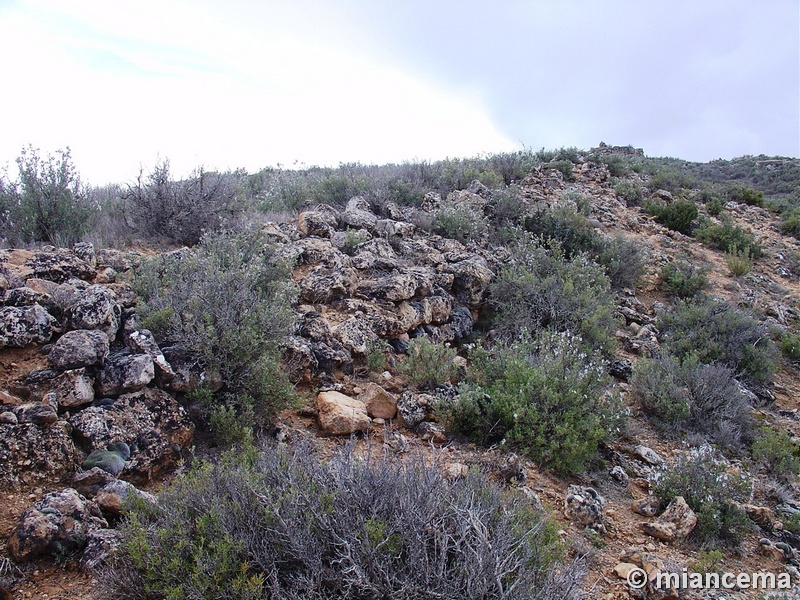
[7,488,108,562]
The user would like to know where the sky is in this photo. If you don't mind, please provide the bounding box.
[0,0,798,186]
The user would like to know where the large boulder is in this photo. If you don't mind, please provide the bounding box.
[0,421,78,490]
[641,496,697,542]
[7,488,108,562]
[48,329,110,370]
[444,257,493,307]
[316,390,370,435]
[359,383,397,419]
[97,353,155,396]
[0,303,56,348]
[0,248,94,283]
[69,387,194,483]
[69,285,122,338]
[27,368,95,409]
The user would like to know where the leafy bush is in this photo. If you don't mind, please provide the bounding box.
[488,186,526,225]
[489,236,618,352]
[101,443,583,600]
[648,169,698,194]
[780,331,800,362]
[125,159,242,245]
[132,229,297,427]
[546,160,574,181]
[780,208,800,239]
[0,146,93,245]
[644,199,698,235]
[343,228,368,255]
[727,185,764,207]
[654,445,754,546]
[439,332,625,474]
[724,246,752,276]
[631,356,754,450]
[209,400,254,447]
[432,203,488,244]
[659,261,708,298]
[752,426,800,482]
[399,337,458,390]
[658,298,779,385]
[695,214,762,258]
[613,179,644,206]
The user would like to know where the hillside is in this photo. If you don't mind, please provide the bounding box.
[2,145,800,599]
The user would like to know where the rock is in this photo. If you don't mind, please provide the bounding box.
[80,528,122,570]
[359,383,397,419]
[609,465,629,485]
[2,285,51,307]
[564,485,606,533]
[7,488,107,562]
[161,345,223,393]
[316,390,370,435]
[282,336,318,383]
[0,421,78,490]
[760,538,788,561]
[333,316,378,355]
[95,478,157,517]
[69,387,194,483]
[73,467,117,497]
[633,445,664,465]
[0,303,56,348]
[396,391,430,429]
[745,504,783,531]
[72,242,96,267]
[2,248,94,283]
[69,284,122,338]
[342,196,378,231]
[81,442,131,476]
[641,496,697,542]
[97,353,155,396]
[0,411,17,424]
[27,367,95,409]
[48,330,108,371]
[631,496,662,517]
[416,421,447,444]
[613,562,639,579]
[444,257,493,307]
[298,264,358,303]
[609,359,633,380]
[125,328,174,382]
[12,402,58,425]
[298,210,336,238]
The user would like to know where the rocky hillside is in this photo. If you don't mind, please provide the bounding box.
[2,146,800,599]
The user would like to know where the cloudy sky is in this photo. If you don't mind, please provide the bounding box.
[0,0,797,185]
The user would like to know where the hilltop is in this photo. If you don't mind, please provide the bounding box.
[2,145,800,598]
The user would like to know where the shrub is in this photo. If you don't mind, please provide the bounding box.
[659,261,709,298]
[631,356,754,450]
[489,236,618,352]
[439,332,625,474]
[101,443,583,600]
[752,426,800,482]
[399,337,458,390]
[132,229,297,427]
[432,203,488,244]
[727,185,764,207]
[209,400,254,447]
[658,298,779,386]
[780,208,800,239]
[653,445,754,546]
[695,214,762,258]
[546,159,574,181]
[488,186,526,225]
[644,199,698,235]
[724,246,752,276]
[613,179,644,206]
[649,169,697,194]
[780,331,800,362]
[598,154,629,177]
[124,159,242,245]
[343,228,368,255]
[0,146,93,245]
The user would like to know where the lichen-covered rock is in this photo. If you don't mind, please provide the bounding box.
[316,390,370,435]
[0,303,56,348]
[359,383,397,419]
[12,402,58,425]
[69,284,122,338]
[7,488,107,562]
[0,248,94,283]
[94,478,157,517]
[125,328,175,384]
[29,367,95,410]
[333,316,379,355]
[2,286,51,307]
[631,496,662,517]
[282,336,318,383]
[48,329,110,370]
[444,257,493,307]
[69,387,194,483]
[298,210,336,238]
[73,467,117,497]
[0,421,78,490]
[80,528,122,571]
[298,265,358,303]
[97,353,155,396]
[357,267,435,302]
[396,391,432,429]
[342,196,378,232]
[161,345,223,393]
[641,496,697,542]
[72,242,96,268]
[564,485,606,534]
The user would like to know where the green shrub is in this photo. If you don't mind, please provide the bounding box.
[101,443,582,600]
[432,203,488,244]
[487,186,526,225]
[727,185,764,207]
[598,154,629,177]
[132,229,297,427]
[752,426,800,482]
[546,159,574,181]
[780,208,800,239]
[209,400,254,447]
[649,169,697,194]
[780,331,800,362]
[659,261,709,298]
[439,332,625,474]
[654,445,754,547]
[1,146,94,245]
[658,298,779,386]
[644,199,698,235]
[724,246,752,276]
[399,337,458,390]
[343,228,368,255]
[489,236,618,352]
[631,356,754,450]
[695,214,762,258]
[613,179,644,206]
